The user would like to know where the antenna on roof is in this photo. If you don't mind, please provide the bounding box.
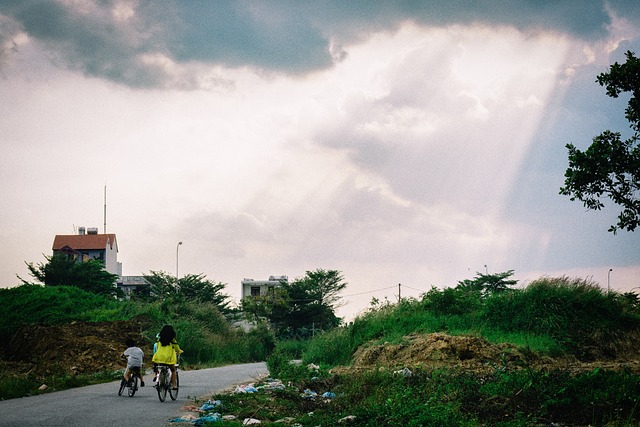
[103,183,107,234]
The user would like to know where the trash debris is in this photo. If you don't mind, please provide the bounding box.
[242,418,261,425]
[235,384,258,393]
[180,405,200,412]
[338,415,357,424]
[194,413,221,425]
[321,391,336,399]
[259,379,286,390]
[200,399,223,411]
[274,417,296,423]
[38,384,48,391]
[393,367,413,377]
[307,363,320,371]
[166,414,199,423]
[302,389,318,399]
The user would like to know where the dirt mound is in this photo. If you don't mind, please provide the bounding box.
[345,333,640,375]
[1,319,153,377]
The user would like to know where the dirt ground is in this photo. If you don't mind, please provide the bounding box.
[343,332,640,375]
[0,319,153,378]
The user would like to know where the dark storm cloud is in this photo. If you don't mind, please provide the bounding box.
[0,0,635,88]
[0,0,177,87]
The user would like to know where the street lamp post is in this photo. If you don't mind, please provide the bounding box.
[176,241,183,281]
[608,268,613,293]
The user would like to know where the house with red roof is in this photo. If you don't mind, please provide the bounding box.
[52,227,121,278]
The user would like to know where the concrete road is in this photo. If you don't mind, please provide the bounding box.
[0,362,268,427]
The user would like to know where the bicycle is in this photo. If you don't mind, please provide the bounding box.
[118,370,139,397]
[154,359,179,402]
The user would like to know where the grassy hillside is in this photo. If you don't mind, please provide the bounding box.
[247,277,640,426]
[294,276,640,367]
[0,284,274,399]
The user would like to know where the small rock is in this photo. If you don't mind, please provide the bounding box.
[39,384,48,391]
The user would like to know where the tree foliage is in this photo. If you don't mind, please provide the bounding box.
[20,253,119,297]
[142,270,231,314]
[241,269,347,338]
[560,50,640,233]
[456,270,518,295]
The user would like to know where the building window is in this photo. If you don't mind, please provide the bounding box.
[251,286,261,297]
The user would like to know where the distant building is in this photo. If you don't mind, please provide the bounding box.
[118,275,149,298]
[52,227,121,278]
[241,275,288,299]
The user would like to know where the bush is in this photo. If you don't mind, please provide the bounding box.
[421,286,482,316]
[481,277,640,358]
[240,323,276,362]
[267,349,308,379]
[303,327,352,366]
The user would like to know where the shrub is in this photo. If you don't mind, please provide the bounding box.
[482,277,640,358]
[421,286,482,316]
[303,327,352,366]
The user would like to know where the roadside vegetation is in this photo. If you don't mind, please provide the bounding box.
[202,274,640,427]
[0,265,342,400]
[3,265,640,425]
[0,282,274,399]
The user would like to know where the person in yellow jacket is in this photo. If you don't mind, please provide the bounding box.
[152,324,183,389]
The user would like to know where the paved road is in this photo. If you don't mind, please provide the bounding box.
[0,362,268,427]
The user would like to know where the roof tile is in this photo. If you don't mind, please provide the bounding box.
[52,234,118,251]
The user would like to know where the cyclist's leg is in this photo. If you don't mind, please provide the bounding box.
[132,366,144,386]
[169,365,177,388]
[138,367,145,386]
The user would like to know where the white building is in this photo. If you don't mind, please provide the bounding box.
[118,275,149,297]
[241,275,288,298]
[52,227,121,278]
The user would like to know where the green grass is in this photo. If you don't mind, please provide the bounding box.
[200,275,640,426]
[0,285,121,341]
[0,368,122,400]
[196,365,640,426]
[0,285,276,398]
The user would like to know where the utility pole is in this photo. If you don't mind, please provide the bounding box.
[176,241,183,280]
[398,283,401,301]
[103,184,107,234]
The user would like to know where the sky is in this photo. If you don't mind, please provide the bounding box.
[1,1,639,320]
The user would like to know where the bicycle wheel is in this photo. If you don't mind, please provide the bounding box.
[157,369,167,402]
[118,378,126,396]
[169,370,179,400]
[128,376,138,397]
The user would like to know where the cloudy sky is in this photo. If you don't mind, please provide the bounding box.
[1,1,639,319]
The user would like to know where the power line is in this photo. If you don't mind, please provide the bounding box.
[341,285,398,298]
[402,284,427,293]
